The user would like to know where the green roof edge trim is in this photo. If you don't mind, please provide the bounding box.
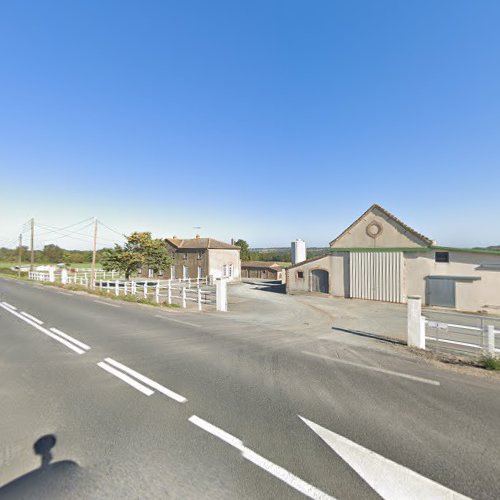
[329,246,500,256]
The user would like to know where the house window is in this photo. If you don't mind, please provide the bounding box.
[183,253,188,260]
[197,266,203,279]
[222,265,228,277]
[297,271,304,279]
[197,251,203,260]
[228,264,233,277]
[183,265,188,279]
[170,265,176,279]
[435,252,450,263]
[158,269,164,277]
[148,269,154,278]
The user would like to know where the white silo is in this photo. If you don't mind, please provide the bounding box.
[291,239,306,265]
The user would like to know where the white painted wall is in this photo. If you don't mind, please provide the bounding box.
[208,249,241,281]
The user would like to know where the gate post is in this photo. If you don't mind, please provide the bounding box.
[48,267,55,283]
[485,325,496,356]
[407,295,425,349]
[215,278,227,312]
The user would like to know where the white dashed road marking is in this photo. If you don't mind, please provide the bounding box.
[1,301,17,310]
[302,351,440,386]
[0,303,86,354]
[97,361,154,396]
[188,415,335,500]
[20,311,44,325]
[50,327,91,351]
[154,314,201,328]
[94,300,121,308]
[104,357,187,403]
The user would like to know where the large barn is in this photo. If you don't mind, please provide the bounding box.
[286,204,500,313]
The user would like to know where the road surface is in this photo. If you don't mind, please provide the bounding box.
[0,277,499,499]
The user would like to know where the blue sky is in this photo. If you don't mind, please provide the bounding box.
[1,0,499,249]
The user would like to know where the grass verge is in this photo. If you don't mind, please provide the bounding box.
[0,271,180,309]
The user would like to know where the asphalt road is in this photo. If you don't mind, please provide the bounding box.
[1,277,500,499]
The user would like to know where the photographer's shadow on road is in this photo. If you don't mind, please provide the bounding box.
[0,434,79,499]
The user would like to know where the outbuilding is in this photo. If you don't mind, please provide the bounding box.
[286,204,500,313]
[241,261,285,281]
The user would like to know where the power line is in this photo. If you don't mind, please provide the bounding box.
[35,217,95,237]
[97,220,127,238]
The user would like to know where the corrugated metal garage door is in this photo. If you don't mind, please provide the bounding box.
[349,252,403,303]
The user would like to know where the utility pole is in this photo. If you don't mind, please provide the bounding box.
[18,234,22,278]
[30,218,35,272]
[91,217,98,288]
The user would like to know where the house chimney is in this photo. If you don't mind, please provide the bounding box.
[196,234,200,239]
[231,238,235,245]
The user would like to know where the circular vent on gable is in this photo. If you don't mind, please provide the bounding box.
[366,221,383,239]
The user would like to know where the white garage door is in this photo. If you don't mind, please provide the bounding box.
[349,251,403,303]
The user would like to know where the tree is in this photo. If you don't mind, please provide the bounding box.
[42,244,64,263]
[101,232,173,279]
[234,239,251,261]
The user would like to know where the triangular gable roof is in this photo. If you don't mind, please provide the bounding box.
[165,237,239,250]
[329,204,434,247]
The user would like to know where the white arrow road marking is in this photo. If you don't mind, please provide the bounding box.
[104,357,187,403]
[188,415,335,500]
[300,416,470,500]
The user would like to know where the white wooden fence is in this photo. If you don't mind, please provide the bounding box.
[27,271,226,311]
[407,296,500,356]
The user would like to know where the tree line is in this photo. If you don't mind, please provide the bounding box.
[0,245,109,265]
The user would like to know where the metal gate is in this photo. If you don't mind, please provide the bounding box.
[311,269,329,293]
[349,251,403,303]
[426,277,456,308]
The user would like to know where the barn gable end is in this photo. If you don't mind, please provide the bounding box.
[329,204,433,249]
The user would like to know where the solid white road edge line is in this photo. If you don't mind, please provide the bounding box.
[94,300,121,308]
[50,327,91,351]
[0,303,85,354]
[104,357,187,403]
[1,301,17,310]
[97,362,154,396]
[154,314,201,328]
[300,416,470,500]
[188,415,335,500]
[20,311,44,325]
[301,351,440,386]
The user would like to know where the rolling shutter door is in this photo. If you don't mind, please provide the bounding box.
[349,252,403,303]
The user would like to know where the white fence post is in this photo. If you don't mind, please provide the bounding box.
[168,281,172,305]
[115,281,120,296]
[99,280,103,291]
[124,282,128,295]
[407,295,425,349]
[215,278,227,312]
[144,282,148,299]
[48,268,55,283]
[61,268,68,285]
[485,325,496,356]
[156,281,160,304]
[197,287,202,312]
[132,281,136,296]
[181,286,187,308]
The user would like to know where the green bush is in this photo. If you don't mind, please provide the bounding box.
[479,355,500,371]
